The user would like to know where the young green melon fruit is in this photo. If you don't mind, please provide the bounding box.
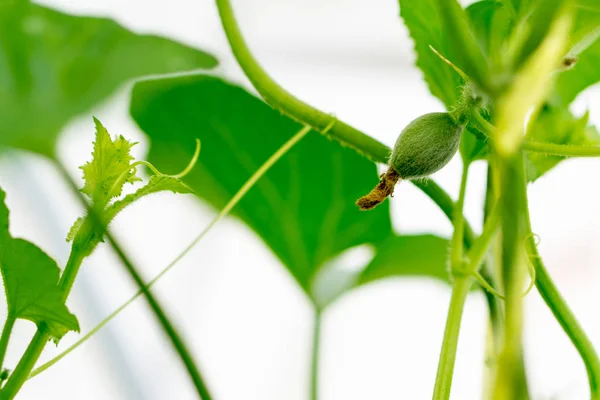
[357,112,464,210]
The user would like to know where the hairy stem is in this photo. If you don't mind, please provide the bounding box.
[311,310,322,400]
[432,277,473,400]
[523,141,600,157]
[0,316,16,373]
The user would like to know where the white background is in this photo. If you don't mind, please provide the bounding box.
[1,0,600,399]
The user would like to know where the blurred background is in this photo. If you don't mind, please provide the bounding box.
[1,0,600,399]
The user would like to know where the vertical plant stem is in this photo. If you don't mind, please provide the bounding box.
[492,152,529,400]
[450,163,470,268]
[0,316,16,372]
[310,310,322,400]
[432,277,473,400]
[433,162,471,399]
[482,165,502,398]
[523,197,600,399]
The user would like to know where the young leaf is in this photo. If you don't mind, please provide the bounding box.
[80,118,140,206]
[0,2,217,156]
[525,104,600,181]
[0,188,79,340]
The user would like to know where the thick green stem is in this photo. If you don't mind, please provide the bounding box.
[432,277,473,400]
[0,316,16,373]
[492,153,529,400]
[310,310,321,400]
[215,0,388,162]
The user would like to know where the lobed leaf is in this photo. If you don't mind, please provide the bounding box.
[0,188,79,340]
[80,118,140,206]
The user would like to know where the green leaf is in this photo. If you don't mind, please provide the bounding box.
[399,0,463,107]
[466,1,512,63]
[0,188,79,340]
[130,74,392,292]
[399,0,489,106]
[525,104,600,181]
[0,2,217,156]
[310,235,451,308]
[431,0,490,91]
[358,235,450,285]
[104,175,193,223]
[80,118,141,206]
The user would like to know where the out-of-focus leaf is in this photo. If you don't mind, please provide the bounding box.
[556,24,600,103]
[311,235,451,308]
[130,74,392,291]
[357,235,450,285]
[0,2,217,156]
[0,188,79,340]
[495,9,572,155]
[460,126,489,163]
[525,104,600,181]
[467,1,512,58]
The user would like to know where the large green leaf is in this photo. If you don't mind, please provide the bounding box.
[0,2,217,156]
[0,188,79,340]
[130,75,392,292]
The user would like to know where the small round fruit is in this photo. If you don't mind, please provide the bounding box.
[390,112,463,180]
[356,112,463,210]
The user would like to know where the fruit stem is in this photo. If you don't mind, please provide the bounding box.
[356,167,400,210]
